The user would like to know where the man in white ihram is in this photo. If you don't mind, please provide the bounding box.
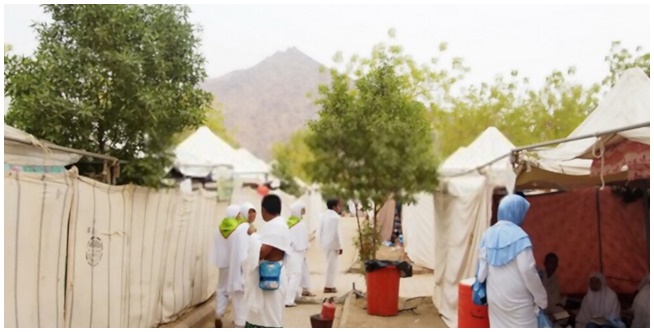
[210,204,250,328]
[285,200,311,307]
[318,198,343,294]
[244,194,291,328]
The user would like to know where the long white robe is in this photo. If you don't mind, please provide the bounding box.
[632,282,650,328]
[286,217,309,305]
[212,222,249,324]
[575,273,621,328]
[478,247,547,328]
[300,258,311,289]
[318,210,342,288]
[244,216,291,328]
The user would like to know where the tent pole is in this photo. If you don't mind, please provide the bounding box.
[595,187,604,273]
[4,136,119,162]
[512,121,650,152]
[437,121,650,179]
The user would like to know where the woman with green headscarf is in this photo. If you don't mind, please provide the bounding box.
[211,204,250,328]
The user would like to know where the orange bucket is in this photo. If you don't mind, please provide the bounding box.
[366,266,400,316]
[458,278,490,328]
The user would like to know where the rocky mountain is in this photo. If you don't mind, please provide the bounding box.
[201,47,331,161]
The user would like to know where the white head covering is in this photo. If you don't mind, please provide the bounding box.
[577,272,621,326]
[632,273,650,328]
[226,204,241,218]
[240,202,255,218]
[637,272,649,290]
[290,201,305,217]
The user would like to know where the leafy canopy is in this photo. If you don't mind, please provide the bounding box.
[306,41,440,211]
[4,4,211,186]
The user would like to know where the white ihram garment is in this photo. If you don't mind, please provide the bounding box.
[244,216,291,328]
[301,258,311,289]
[210,205,249,325]
[286,202,310,305]
[632,273,650,328]
[478,247,547,328]
[318,210,342,289]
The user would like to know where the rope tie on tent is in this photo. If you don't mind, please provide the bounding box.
[592,140,606,190]
[27,134,52,154]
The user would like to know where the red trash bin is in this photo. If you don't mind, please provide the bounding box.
[458,277,490,328]
[366,265,400,316]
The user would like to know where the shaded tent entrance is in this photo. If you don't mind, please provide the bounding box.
[491,188,649,299]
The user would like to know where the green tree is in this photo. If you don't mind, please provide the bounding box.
[4,44,11,54]
[306,40,440,261]
[433,41,647,159]
[603,41,650,87]
[434,67,600,158]
[173,101,239,147]
[4,4,211,186]
[270,129,313,196]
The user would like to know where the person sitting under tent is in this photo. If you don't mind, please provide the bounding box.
[575,272,624,328]
[538,252,570,326]
[630,273,649,328]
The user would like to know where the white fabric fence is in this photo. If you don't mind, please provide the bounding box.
[4,170,226,328]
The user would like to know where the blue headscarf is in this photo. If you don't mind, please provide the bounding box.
[479,194,533,266]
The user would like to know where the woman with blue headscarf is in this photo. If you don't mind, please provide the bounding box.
[476,194,547,328]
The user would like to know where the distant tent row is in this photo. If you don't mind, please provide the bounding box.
[173,125,327,235]
[402,68,650,327]
[173,126,270,181]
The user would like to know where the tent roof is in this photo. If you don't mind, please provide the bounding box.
[235,148,270,174]
[538,68,650,162]
[5,124,83,166]
[516,68,650,189]
[440,126,515,176]
[174,126,271,178]
[173,126,239,177]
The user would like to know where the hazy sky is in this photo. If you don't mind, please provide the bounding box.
[3,4,650,88]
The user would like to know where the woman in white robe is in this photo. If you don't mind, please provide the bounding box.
[241,202,258,234]
[631,273,649,328]
[285,201,310,306]
[210,204,250,328]
[477,194,547,328]
[575,272,622,328]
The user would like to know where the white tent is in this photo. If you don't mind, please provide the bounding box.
[235,148,270,175]
[4,124,82,167]
[174,126,238,178]
[402,127,515,327]
[516,68,650,189]
[173,127,270,180]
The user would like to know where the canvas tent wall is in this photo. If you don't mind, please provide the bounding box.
[515,68,650,189]
[415,127,516,328]
[5,169,225,328]
[520,188,648,296]
[4,124,83,167]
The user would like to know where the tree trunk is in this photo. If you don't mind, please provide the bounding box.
[372,202,379,260]
[355,202,364,263]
